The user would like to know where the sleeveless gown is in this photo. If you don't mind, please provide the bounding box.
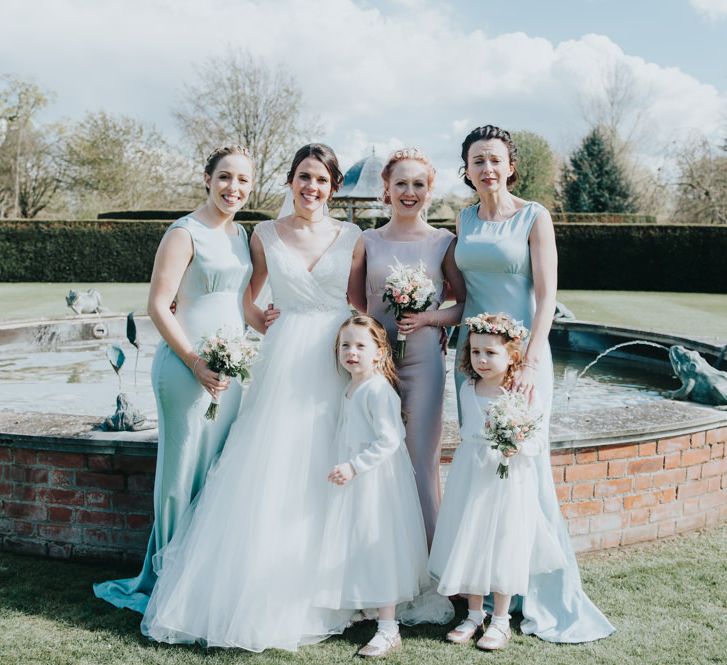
[363,227,454,545]
[141,219,361,651]
[94,215,252,613]
[454,202,614,643]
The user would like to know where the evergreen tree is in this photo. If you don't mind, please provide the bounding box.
[560,127,635,213]
[511,130,556,209]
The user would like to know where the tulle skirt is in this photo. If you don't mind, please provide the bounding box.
[141,307,355,651]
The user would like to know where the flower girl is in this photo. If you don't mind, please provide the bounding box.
[429,312,566,651]
[315,315,432,657]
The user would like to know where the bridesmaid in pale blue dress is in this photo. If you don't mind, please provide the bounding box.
[454,125,614,643]
[94,146,255,613]
[349,148,465,546]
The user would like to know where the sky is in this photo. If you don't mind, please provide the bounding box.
[1,0,725,195]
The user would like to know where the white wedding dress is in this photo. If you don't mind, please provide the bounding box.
[141,219,362,651]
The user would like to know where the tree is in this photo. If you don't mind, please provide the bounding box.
[673,134,727,224]
[60,111,188,216]
[175,50,319,210]
[0,76,62,218]
[510,130,556,209]
[560,127,636,213]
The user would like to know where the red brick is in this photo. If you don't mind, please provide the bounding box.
[570,533,602,553]
[607,459,628,477]
[110,529,149,549]
[657,487,677,503]
[590,513,627,532]
[708,476,722,492]
[657,435,692,453]
[639,442,657,456]
[601,532,622,549]
[127,475,155,493]
[7,466,26,482]
[3,537,47,557]
[677,480,708,499]
[650,502,682,523]
[37,452,86,468]
[599,443,639,460]
[126,513,153,530]
[85,491,111,509]
[595,478,632,496]
[76,510,122,527]
[27,468,49,484]
[114,455,156,473]
[48,506,73,523]
[12,484,35,501]
[552,466,564,484]
[575,448,598,463]
[676,513,706,533]
[0,482,11,498]
[87,455,113,471]
[658,521,676,538]
[572,482,595,500]
[699,490,726,511]
[624,493,658,510]
[627,457,664,475]
[565,462,608,482]
[691,431,707,448]
[710,442,725,459]
[630,508,650,525]
[4,502,46,521]
[686,465,702,481]
[14,520,34,536]
[705,507,722,527]
[664,453,681,469]
[702,459,727,478]
[47,543,72,559]
[556,485,571,502]
[603,496,623,512]
[38,525,81,542]
[682,448,711,466]
[82,528,111,546]
[49,470,75,487]
[621,524,658,545]
[36,488,85,506]
[561,501,602,519]
[0,448,12,462]
[651,469,686,488]
[113,492,152,511]
[550,449,574,466]
[706,427,727,445]
[75,471,124,490]
[15,449,38,464]
[634,475,653,491]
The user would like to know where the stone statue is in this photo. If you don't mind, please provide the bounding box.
[66,288,105,315]
[554,301,576,320]
[101,393,147,431]
[668,345,727,408]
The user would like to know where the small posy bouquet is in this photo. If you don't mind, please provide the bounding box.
[382,259,436,359]
[484,390,541,479]
[198,327,258,420]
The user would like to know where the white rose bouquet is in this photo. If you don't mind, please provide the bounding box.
[485,390,542,479]
[382,259,436,359]
[198,327,258,420]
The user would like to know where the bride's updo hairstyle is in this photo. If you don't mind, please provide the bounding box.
[286,143,344,198]
[460,125,519,191]
[204,144,253,193]
[380,147,436,205]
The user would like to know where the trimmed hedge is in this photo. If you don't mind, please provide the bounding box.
[551,212,656,224]
[2,220,726,292]
[97,209,275,221]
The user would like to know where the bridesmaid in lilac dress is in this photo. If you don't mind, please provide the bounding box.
[349,148,465,546]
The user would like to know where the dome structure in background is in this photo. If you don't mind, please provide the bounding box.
[331,148,385,222]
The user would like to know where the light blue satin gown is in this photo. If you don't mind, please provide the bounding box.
[454,202,614,643]
[94,215,253,613]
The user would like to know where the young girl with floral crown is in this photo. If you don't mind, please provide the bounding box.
[429,312,567,651]
[315,314,446,657]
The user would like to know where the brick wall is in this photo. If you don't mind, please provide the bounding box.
[553,426,727,552]
[0,446,155,560]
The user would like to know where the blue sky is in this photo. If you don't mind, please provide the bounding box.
[1,0,725,194]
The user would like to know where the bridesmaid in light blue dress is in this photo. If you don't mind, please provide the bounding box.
[94,146,255,613]
[454,125,614,644]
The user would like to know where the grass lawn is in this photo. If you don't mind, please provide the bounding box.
[1,525,726,665]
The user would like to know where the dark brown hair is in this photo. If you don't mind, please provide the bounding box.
[380,148,436,205]
[204,144,253,193]
[460,125,519,191]
[286,143,344,198]
[459,313,524,390]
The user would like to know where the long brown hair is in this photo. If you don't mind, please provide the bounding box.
[335,315,399,392]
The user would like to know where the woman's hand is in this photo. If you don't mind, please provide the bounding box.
[511,365,537,405]
[263,303,281,328]
[328,463,355,486]
[396,311,430,336]
[189,354,231,398]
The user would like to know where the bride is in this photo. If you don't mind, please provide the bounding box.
[141,144,362,651]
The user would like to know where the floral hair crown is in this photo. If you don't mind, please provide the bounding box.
[464,313,529,341]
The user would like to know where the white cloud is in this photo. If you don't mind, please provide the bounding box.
[0,0,724,193]
[690,0,727,20]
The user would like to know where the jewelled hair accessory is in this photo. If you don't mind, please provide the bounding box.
[464,313,529,341]
[391,147,427,161]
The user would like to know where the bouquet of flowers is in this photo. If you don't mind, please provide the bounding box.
[382,259,436,359]
[198,327,258,420]
[484,389,541,479]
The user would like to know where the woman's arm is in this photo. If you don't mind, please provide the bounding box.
[147,228,228,396]
[347,235,367,313]
[243,231,277,333]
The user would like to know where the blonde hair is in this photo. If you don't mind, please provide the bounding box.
[204,144,253,193]
[459,312,525,389]
[335,315,399,392]
[380,148,436,206]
